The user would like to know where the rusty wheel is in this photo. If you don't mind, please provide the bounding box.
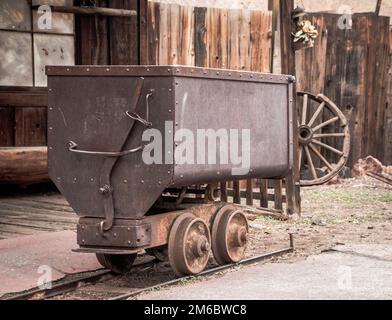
[95,253,137,274]
[211,205,249,265]
[297,92,350,186]
[145,246,168,262]
[168,213,211,276]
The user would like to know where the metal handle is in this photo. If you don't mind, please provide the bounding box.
[68,141,143,157]
[126,92,153,127]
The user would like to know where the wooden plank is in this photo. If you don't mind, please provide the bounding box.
[180,5,195,66]
[259,179,268,208]
[0,107,14,147]
[206,8,228,69]
[146,0,160,65]
[109,0,138,65]
[139,0,149,65]
[228,9,240,70]
[158,2,170,65]
[220,182,228,202]
[273,179,283,210]
[239,10,251,71]
[75,0,109,65]
[250,11,272,73]
[14,108,47,146]
[169,4,181,65]
[0,91,47,108]
[195,7,207,67]
[233,180,241,204]
[246,179,253,206]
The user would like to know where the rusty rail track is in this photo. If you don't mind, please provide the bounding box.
[110,234,294,301]
[4,235,294,301]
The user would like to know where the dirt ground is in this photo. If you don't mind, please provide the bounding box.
[248,176,392,264]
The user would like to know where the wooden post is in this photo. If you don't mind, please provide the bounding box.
[279,0,301,216]
[376,0,383,16]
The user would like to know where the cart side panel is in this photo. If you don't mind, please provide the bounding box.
[173,77,292,186]
[47,75,174,219]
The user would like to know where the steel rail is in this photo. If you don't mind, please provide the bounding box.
[109,234,295,301]
[4,235,294,300]
[3,259,156,301]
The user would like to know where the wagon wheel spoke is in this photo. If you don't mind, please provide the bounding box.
[301,94,308,125]
[311,116,339,132]
[298,145,303,168]
[309,143,334,172]
[311,139,344,156]
[304,145,317,180]
[307,102,325,128]
[313,133,346,139]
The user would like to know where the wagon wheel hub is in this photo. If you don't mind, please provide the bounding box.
[193,235,210,257]
[299,125,314,145]
[297,92,350,187]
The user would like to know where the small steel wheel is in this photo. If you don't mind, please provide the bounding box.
[297,92,350,186]
[211,205,249,265]
[145,246,168,262]
[168,213,211,276]
[96,253,137,274]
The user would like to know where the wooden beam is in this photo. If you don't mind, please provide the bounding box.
[0,92,47,108]
[279,0,301,216]
[376,0,382,16]
[0,147,49,185]
[31,5,137,17]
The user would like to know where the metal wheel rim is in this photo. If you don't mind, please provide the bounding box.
[168,213,211,276]
[212,206,249,265]
[297,92,350,186]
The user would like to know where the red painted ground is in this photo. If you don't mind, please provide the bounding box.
[0,231,101,297]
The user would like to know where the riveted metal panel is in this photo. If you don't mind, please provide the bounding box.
[47,74,175,219]
[172,77,293,186]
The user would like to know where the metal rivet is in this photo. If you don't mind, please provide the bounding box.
[57,177,61,181]
[158,181,162,185]
[217,171,221,175]
[81,226,85,230]
[141,180,145,184]
[49,107,53,111]
[49,147,53,150]
[168,109,172,113]
[82,240,85,243]
[49,127,53,130]
[128,241,131,245]
[216,72,220,75]
[96,233,99,237]
[48,88,52,92]
[123,179,128,184]
[86,68,90,72]
[66,68,70,71]
[113,233,117,238]
[90,178,94,182]
[127,228,131,231]
[180,175,184,179]
[106,68,110,72]
[126,68,130,71]
[168,171,171,174]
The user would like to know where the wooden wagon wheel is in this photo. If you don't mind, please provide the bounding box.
[297,92,350,186]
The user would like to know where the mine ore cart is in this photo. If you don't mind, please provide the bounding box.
[46,65,295,276]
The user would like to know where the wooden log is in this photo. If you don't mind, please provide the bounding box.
[0,147,49,185]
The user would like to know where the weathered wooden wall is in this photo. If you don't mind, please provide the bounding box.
[141,2,272,71]
[296,13,391,167]
[386,29,392,164]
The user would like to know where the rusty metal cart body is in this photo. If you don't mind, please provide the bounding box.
[46,65,295,275]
